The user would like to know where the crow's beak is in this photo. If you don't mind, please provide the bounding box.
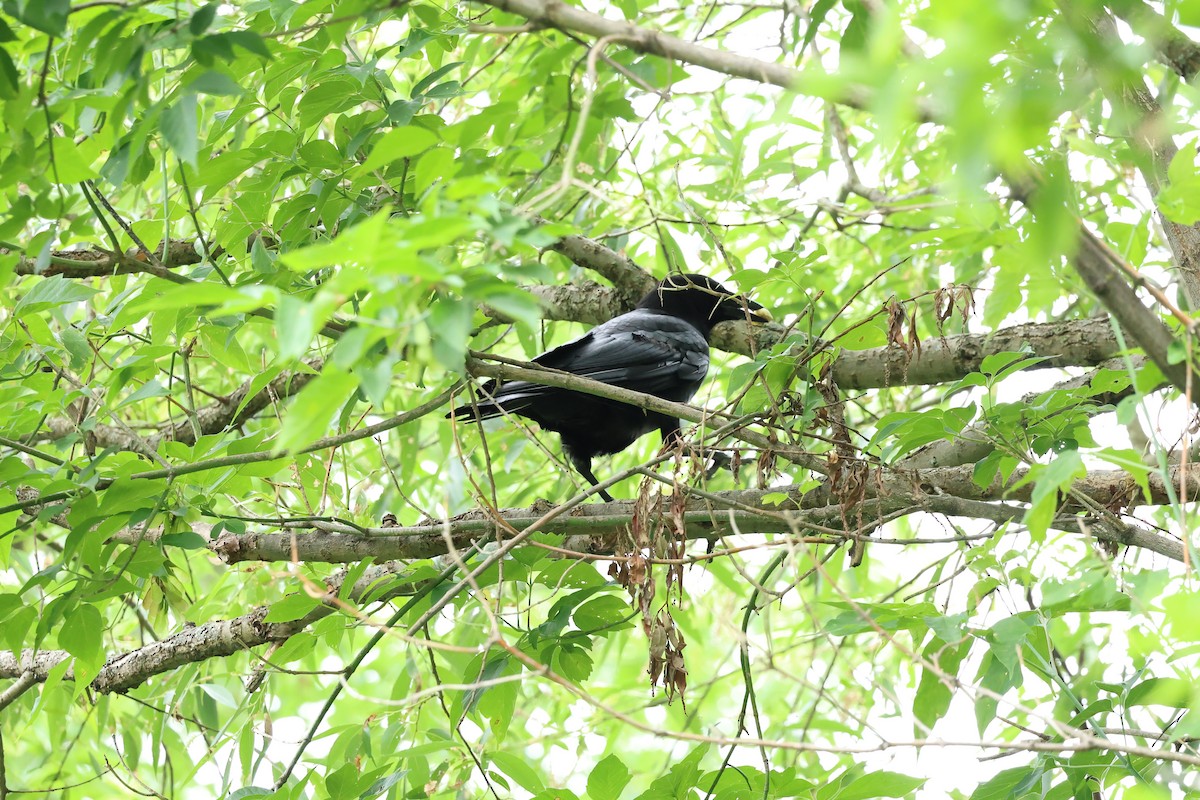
[750,306,774,323]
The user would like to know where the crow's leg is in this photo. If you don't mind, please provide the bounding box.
[660,419,683,449]
[567,450,615,502]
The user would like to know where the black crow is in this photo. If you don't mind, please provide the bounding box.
[448,273,772,501]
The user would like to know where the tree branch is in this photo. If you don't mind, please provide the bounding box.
[899,355,1151,469]
[1059,2,1200,306]
[0,383,460,517]
[6,240,205,279]
[208,463,1191,564]
[2,474,1184,695]
[0,559,429,693]
[827,317,1128,389]
[1108,0,1200,81]
[39,359,324,451]
[541,222,657,305]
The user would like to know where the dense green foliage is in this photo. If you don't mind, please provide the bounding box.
[1,0,1199,798]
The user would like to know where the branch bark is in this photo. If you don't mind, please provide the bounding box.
[1,468,1185,693]
[488,286,1132,386]
[0,559,428,694]
[38,359,323,451]
[541,222,657,305]
[7,239,205,278]
[1107,0,1200,81]
[900,355,1150,469]
[1059,2,1200,306]
[208,463,1193,564]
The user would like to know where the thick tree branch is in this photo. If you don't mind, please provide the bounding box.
[828,317,1127,389]
[1060,3,1200,306]
[494,280,1132,385]
[39,359,324,451]
[0,384,460,517]
[207,453,1193,565]
[1069,222,1192,392]
[472,0,940,120]
[541,223,657,305]
[1108,0,1200,81]
[477,0,798,89]
[2,477,1183,694]
[6,239,205,278]
[900,355,1150,469]
[208,483,1183,564]
[0,559,429,693]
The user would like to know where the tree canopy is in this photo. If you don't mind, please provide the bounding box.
[1,0,1200,798]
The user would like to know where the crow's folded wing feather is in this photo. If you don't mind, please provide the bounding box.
[488,311,709,407]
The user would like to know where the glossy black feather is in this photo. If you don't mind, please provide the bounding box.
[448,274,770,500]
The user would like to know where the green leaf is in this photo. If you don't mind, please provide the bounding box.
[587,754,631,800]
[298,76,361,129]
[969,766,1042,800]
[1167,339,1188,365]
[553,644,593,682]
[263,592,322,623]
[59,603,101,660]
[0,46,19,99]
[2,0,68,35]
[51,138,100,182]
[824,602,941,636]
[491,752,544,795]
[275,294,320,360]
[462,656,512,715]
[189,70,244,96]
[840,4,870,53]
[913,638,971,733]
[411,62,462,97]
[359,770,408,799]
[224,29,272,59]
[800,0,839,51]
[573,595,632,632]
[1158,144,1200,224]
[1125,677,1193,708]
[116,379,169,409]
[1164,590,1200,640]
[359,126,440,172]
[162,94,200,166]
[275,367,359,452]
[428,295,472,371]
[59,326,91,369]
[411,146,457,195]
[160,531,210,550]
[270,632,318,664]
[636,745,708,799]
[189,2,218,35]
[299,139,341,171]
[836,771,925,800]
[1023,450,1085,540]
[59,603,103,688]
[1041,572,1130,616]
[13,275,99,317]
[281,212,424,274]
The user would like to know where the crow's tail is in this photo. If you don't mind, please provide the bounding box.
[444,400,504,421]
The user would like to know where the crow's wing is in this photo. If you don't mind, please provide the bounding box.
[488,310,709,408]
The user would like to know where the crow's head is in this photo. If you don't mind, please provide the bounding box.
[639,273,772,336]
